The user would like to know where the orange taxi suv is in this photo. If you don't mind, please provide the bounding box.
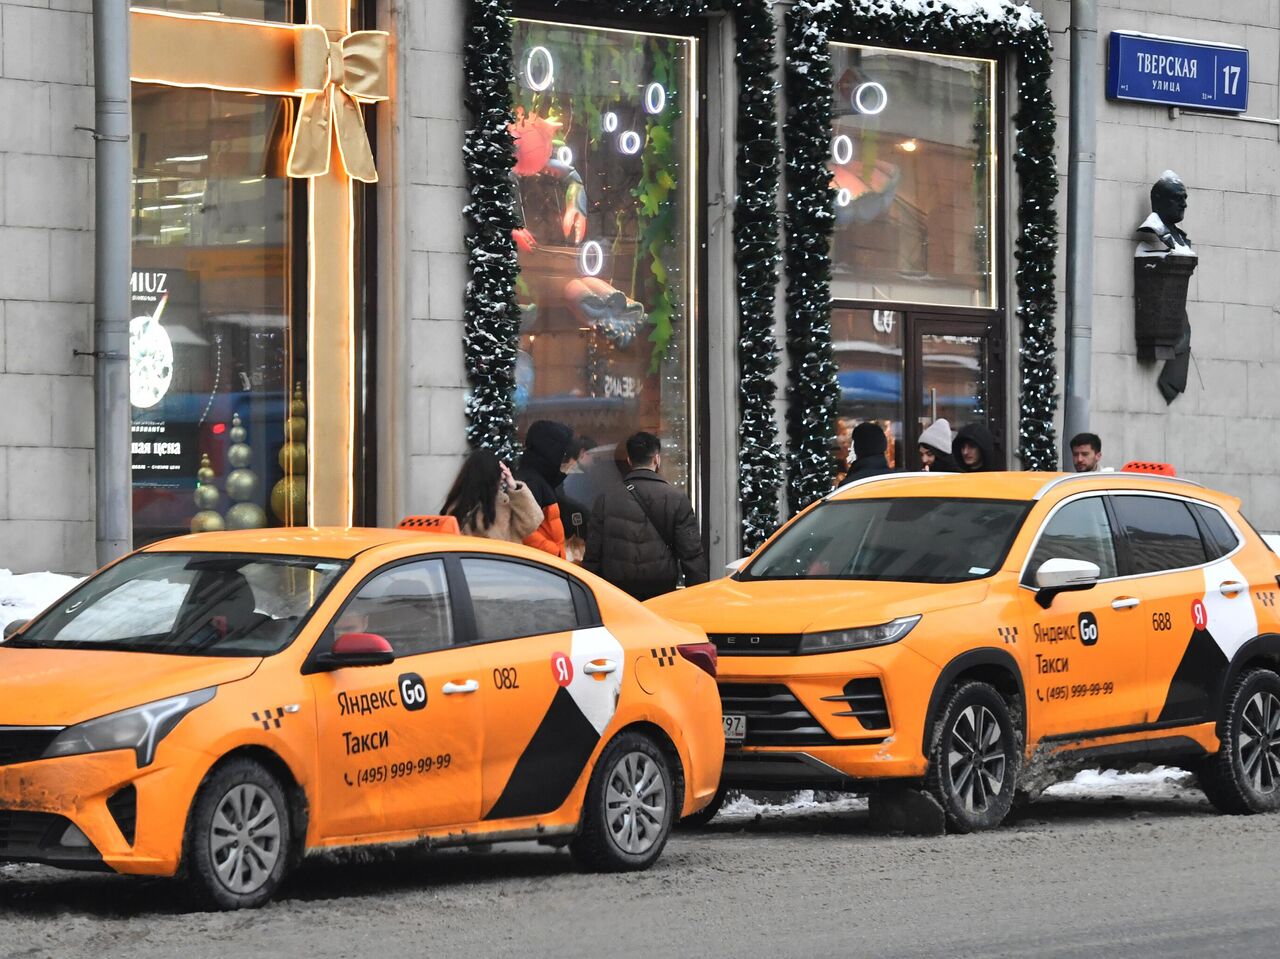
[0,522,723,908]
[649,468,1280,832]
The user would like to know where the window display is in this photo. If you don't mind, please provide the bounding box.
[508,19,697,502]
[832,308,904,478]
[828,44,996,308]
[131,84,301,545]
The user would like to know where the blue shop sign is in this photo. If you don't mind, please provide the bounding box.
[1106,31,1248,113]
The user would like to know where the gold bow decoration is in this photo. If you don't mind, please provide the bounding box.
[287,26,389,183]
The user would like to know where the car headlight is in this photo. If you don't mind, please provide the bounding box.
[798,615,921,654]
[42,687,216,768]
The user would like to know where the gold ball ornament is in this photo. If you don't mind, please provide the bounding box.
[227,442,253,469]
[224,468,259,503]
[271,475,307,524]
[291,382,306,417]
[226,501,268,530]
[278,441,306,474]
[197,453,216,485]
[285,415,306,442]
[229,413,247,445]
[190,510,225,533]
[193,483,221,511]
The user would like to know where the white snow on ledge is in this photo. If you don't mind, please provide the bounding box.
[0,569,82,636]
[803,0,1044,34]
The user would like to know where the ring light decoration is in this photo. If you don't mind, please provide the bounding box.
[603,110,619,133]
[578,240,605,277]
[851,80,888,115]
[618,130,643,155]
[525,46,554,91]
[644,81,667,114]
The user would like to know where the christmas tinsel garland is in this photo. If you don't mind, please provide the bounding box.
[782,0,1061,511]
[462,0,785,549]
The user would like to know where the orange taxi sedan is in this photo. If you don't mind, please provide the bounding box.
[649,469,1280,832]
[0,525,722,908]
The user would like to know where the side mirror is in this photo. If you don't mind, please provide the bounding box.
[2,618,28,640]
[1034,558,1101,609]
[314,632,395,671]
[725,557,748,575]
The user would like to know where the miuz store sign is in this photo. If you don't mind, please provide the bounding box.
[1106,31,1249,113]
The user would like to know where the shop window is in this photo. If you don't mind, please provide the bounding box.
[832,308,904,476]
[508,19,697,502]
[828,44,996,309]
[131,84,301,544]
[132,1,291,22]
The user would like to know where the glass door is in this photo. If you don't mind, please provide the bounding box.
[907,315,1003,470]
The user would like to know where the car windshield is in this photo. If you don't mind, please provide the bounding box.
[743,497,1031,584]
[7,552,347,657]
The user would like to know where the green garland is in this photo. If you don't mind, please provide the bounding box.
[463,0,784,550]
[782,0,1061,511]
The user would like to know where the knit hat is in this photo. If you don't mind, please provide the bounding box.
[851,421,888,458]
[917,418,952,454]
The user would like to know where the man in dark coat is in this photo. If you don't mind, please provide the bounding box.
[514,419,574,558]
[953,422,997,472]
[583,432,708,600]
[844,421,893,482]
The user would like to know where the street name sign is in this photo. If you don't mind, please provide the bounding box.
[1106,31,1249,113]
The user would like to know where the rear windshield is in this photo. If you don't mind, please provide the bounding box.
[743,497,1031,584]
[7,552,347,657]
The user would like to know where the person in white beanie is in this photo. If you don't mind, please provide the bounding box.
[917,418,957,472]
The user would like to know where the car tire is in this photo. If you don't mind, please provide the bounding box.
[183,758,294,910]
[677,785,729,829]
[1198,668,1280,815]
[570,731,674,872]
[924,681,1019,833]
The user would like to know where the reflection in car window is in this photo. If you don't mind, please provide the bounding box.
[1192,504,1239,561]
[743,498,1030,584]
[1026,497,1118,583]
[8,553,345,656]
[1111,496,1208,575]
[334,560,454,657]
[462,559,578,641]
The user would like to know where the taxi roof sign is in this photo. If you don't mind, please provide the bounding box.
[397,515,462,534]
[1121,460,1177,477]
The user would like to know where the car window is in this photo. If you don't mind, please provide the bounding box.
[1111,496,1207,575]
[462,558,578,641]
[742,498,1030,584]
[1026,497,1118,583]
[9,553,346,656]
[333,559,454,657]
[1191,504,1240,561]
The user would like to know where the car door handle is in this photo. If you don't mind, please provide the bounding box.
[1111,597,1141,610]
[583,659,617,675]
[1218,581,1247,596]
[442,679,479,695]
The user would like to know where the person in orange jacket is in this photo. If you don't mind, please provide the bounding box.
[514,420,574,558]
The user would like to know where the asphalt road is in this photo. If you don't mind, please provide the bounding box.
[3,780,1278,959]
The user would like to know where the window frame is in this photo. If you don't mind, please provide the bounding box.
[1018,491,1245,591]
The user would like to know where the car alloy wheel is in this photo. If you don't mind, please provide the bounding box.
[209,782,283,895]
[948,704,1007,814]
[605,751,668,856]
[1237,690,1280,795]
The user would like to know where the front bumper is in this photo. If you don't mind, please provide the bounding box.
[716,643,940,786]
[0,747,204,876]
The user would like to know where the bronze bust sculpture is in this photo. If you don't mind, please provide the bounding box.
[1134,172,1197,403]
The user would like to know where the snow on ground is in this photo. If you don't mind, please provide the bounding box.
[0,569,81,636]
[716,767,1199,821]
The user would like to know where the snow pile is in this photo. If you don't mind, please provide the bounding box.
[719,789,868,821]
[1043,766,1198,801]
[0,569,81,636]
[803,0,1043,34]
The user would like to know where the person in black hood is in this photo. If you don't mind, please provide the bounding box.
[953,422,997,472]
[844,421,893,481]
[514,419,574,557]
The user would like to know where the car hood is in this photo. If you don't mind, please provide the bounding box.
[645,576,991,634]
[0,648,261,726]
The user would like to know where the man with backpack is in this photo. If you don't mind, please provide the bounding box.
[583,432,708,600]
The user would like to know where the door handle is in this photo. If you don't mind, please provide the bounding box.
[442,679,479,695]
[1111,597,1141,610]
[583,659,617,675]
[1218,581,1247,597]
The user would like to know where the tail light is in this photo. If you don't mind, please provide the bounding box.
[678,642,717,678]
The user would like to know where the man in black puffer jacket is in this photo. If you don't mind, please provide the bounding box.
[583,432,708,600]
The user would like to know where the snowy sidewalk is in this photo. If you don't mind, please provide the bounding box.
[0,569,81,634]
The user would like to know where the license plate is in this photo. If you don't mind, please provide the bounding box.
[723,714,747,743]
